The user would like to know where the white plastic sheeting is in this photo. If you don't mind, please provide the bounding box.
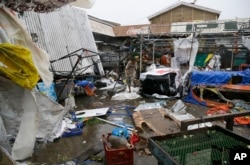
[97,77,126,93]
[0,77,68,160]
[35,92,67,142]
[242,36,250,50]
[11,89,38,160]
[110,87,141,100]
[165,99,212,130]
[133,101,166,111]
[173,34,199,70]
[173,34,199,82]
[0,7,53,86]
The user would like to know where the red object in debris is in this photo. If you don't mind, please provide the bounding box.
[206,105,230,116]
[102,134,134,165]
[234,116,250,125]
[130,133,140,145]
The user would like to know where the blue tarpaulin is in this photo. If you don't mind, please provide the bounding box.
[183,69,250,106]
[190,70,250,86]
[76,80,95,88]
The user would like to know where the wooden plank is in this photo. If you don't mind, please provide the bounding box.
[164,113,181,127]
[0,146,16,165]
[132,108,180,136]
[180,111,250,131]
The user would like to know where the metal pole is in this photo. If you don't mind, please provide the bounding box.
[95,117,134,132]
[231,45,234,70]
[140,36,142,73]
[152,42,155,64]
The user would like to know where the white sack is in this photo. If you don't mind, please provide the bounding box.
[11,89,38,161]
[35,91,66,142]
[0,77,68,160]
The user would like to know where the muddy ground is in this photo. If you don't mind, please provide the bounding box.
[28,89,250,165]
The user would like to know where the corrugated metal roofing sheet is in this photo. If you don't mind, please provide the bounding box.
[19,5,104,76]
[89,19,116,36]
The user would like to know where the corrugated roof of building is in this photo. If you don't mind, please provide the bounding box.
[88,15,118,36]
[148,1,221,20]
[88,15,120,26]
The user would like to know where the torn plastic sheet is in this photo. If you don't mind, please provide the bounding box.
[11,89,38,160]
[174,35,199,86]
[151,93,180,99]
[0,77,68,160]
[173,36,199,68]
[169,99,186,113]
[97,77,126,93]
[133,101,166,111]
[242,36,250,50]
[165,100,212,130]
[110,87,141,100]
[35,92,67,142]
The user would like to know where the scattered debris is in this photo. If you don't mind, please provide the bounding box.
[75,107,110,118]
[139,67,182,98]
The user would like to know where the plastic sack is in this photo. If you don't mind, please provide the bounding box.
[111,127,130,139]
[0,43,39,89]
[36,82,57,102]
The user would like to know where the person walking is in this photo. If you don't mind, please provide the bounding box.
[125,56,138,93]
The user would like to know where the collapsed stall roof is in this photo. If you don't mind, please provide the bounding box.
[184,70,250,106]
[19,5,104,76]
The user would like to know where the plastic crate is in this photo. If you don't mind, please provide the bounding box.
[148,125,250,165]
[62,122,83,138]
[102,134,134,165]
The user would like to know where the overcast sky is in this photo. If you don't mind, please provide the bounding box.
[83,0,250,25]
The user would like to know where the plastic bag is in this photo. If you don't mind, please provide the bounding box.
[0,43,39,89]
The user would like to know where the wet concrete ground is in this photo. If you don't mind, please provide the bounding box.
[29,90,250,165]
[30,91,159,165]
